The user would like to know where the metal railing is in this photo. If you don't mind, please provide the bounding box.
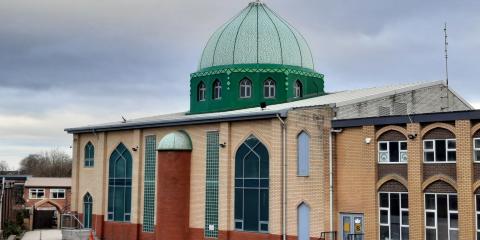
[320,231,337,240]
[60,213,97,240]
[347,233,364,240]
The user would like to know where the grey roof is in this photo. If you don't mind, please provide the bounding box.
[65,80,471,134]
[25,177,71,188]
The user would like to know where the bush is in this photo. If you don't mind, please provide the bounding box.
[3,220,22,238]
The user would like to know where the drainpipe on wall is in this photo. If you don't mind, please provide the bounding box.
[329,129,342,233]
[276,114,287,240]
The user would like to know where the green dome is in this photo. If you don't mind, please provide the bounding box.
[157,131,192,151]
[199,1,314,71]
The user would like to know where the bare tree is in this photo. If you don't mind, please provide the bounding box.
[19,149,72,177]
[0,161,10,172]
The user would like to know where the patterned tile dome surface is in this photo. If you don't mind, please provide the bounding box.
[199,1,314,71]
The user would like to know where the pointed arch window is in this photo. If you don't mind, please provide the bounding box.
[83,193,93,229]
[84,142,94,167]
[198,82,206,101]
[297,131,310,176]
[294,80,303,98]
[298,202,311,240]
[213,80,222,100]
[263,79,276,98]
[240,78,252,98]
[107,143,132,222]
[234,135,269,233]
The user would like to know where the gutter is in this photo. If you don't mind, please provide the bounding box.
[276,114,287,240]
[329,128,342,233]
[65,110,288,134]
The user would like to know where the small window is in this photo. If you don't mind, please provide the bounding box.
[240,79,252,98]
[294,80,303,98]
[378,141,408,163]
[213,80,222,100]
[84,142,94,167]
[423,139,456,163]
[474,138,480,162]
[198,82,206,101]
[263,79,275,98]
[50,189,66,199]
[29,189,45,199]
[297,131,310,176]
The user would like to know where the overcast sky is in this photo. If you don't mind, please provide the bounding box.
[1,0,479,169]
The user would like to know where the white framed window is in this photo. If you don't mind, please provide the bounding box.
[294,80,303,98]
[240,79,252,98]
[474,138,480,162]
[198,82,206,101]
[50,189,66,199]
[378,141,408,163]
[379,192,409,240]
[213,80,222,100]
[263,79,275,98]
[424,139,456,163]
[424,193,458,240]
[29,189,45,199]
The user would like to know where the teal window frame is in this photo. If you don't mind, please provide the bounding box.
[83,193,93,229]
[234,135,269,233]
[143,135,156,232]
[107,143,132,222]
[84,142,94,167]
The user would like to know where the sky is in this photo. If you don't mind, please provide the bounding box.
[1,0,479,169]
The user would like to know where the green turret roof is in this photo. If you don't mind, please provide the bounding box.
[199,1,314,71]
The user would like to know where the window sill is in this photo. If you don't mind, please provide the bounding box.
[423,161,456,164]
[378,162,408,165]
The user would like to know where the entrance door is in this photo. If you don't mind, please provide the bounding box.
[33,210,55,229]
[339,213,364,240]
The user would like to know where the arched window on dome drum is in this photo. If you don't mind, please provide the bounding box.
[240,78,252,98]
[83,192,93,229]
[294,80,303,98]
[198,82,206,101]
[263,79,275,98]
[107,143,132,222]
[234,135,269,233]
[213,80,222,100]
[84,142,94,167]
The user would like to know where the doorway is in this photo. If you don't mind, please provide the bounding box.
[339,213,364,240]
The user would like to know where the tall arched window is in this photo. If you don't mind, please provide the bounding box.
[83,193,93,228]
[298,202,310,240]
[84,142,94,167]
[234,135,269,233]
[297,131,310,176]
[107,143,132,222]
[263,79,275,98]
[240,78,252,98]
[213,80,222,100]
[198,82,206,101]
[294,80,303,98]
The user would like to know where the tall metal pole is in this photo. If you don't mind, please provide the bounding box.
[0,177,5,236]
[444,23,449,86]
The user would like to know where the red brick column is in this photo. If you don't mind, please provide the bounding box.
[156,151,192,240]
[407,123,423,240]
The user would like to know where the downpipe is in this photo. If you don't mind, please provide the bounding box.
[276,114,287,240]
[329,128,342,233]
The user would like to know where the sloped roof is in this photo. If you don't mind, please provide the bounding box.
[25,177,71,188]
[65,80,471,134]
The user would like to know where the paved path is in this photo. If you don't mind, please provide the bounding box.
[21,230,62,240]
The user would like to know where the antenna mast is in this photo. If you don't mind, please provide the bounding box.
[444,23,449,86]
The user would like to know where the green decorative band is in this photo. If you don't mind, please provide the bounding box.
[191,64,324,79]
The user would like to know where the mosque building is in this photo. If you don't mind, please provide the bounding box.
[66,1,480,240]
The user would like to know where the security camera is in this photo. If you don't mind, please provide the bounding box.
[132,146,139,151]
[408,133,418,140]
